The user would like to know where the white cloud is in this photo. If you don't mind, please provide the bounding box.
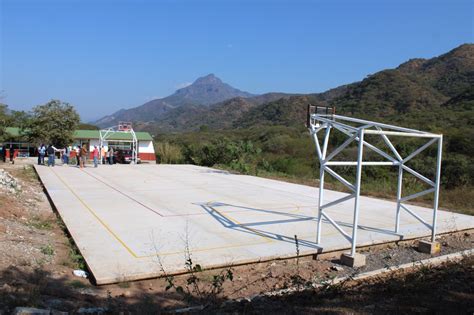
[145,96,162,101]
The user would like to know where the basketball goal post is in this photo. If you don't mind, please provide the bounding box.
[307,105,443,257]
[99,122,138,164]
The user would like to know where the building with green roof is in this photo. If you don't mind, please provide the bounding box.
[2,128,156,162]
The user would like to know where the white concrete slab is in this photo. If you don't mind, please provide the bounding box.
[34,164,474,284]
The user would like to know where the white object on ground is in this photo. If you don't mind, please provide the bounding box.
[73,269,88,278]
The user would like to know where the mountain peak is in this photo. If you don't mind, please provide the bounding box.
[172,74,254,105]
[194,73,222,85]
[93,74,257,127]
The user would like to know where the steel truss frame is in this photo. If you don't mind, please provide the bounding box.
[307,106,443,257]
[99,125,138,165]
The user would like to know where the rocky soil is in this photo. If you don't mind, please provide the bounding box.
[0,168,21,193]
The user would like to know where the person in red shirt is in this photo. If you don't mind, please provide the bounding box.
[92,146,99,168]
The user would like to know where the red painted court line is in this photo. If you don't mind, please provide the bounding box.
[82,168,318,219]
[82,169,164,217]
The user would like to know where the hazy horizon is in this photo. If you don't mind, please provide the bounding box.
[1,0,472,121]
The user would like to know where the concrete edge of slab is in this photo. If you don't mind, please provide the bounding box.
[95,228,474,285]
[32,165,102,284]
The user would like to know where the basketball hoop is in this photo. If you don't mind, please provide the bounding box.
[307,105,335,128]
[118,122,133,131]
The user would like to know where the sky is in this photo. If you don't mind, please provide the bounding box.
[1,0,473,121]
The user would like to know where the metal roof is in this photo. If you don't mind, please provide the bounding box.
[5,127,153,141]
[74,130,153,141]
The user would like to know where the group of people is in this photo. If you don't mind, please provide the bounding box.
[80,145,115,168]
[37,143,116,168]
[37,144,64,167]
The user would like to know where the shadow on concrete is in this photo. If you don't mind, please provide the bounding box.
[199,169,231,175]
[198,202,403,249]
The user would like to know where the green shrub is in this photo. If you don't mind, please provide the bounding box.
[40,244,55,256]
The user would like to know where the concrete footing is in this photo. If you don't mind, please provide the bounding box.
[340,252,366,267]
[418,240,441,254]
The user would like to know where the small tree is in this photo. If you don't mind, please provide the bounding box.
[26,100,80,147]
[9,110,31,129]
[0,104,8,142]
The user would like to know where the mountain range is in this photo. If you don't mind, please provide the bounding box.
[235,43,473,129]
[95,43,473,133]
[94,74,255,127]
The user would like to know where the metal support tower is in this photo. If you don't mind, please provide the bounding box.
[307,105,443,257]
[129,128,138,165]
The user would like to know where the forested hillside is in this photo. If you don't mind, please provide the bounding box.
[139,92,294,133]
[231,44,473,127]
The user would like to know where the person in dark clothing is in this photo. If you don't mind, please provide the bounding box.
[47,144,55,167]
[2,145,7,163]
[0,145,5,163]
[9,145,15,164]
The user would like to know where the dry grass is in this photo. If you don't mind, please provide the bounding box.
[9,165,38,182]
[243,170,474,216]
[439,187,474,216]
[27,213,55,230]
[155,142,183,164]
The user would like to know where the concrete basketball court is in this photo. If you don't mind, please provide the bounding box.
[34,164,474,285]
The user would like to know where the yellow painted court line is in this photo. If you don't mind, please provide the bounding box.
[140,204,332,257]
[205,202,274,244]
[48,167,403,260]
[139,237,285,258]
[131,165,396,226]
[50,169,278,258]
[211,203,307,217]
[51,168,140,258]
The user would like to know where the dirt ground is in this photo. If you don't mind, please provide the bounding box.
[0,161,473,314]
[211,255,474,314]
